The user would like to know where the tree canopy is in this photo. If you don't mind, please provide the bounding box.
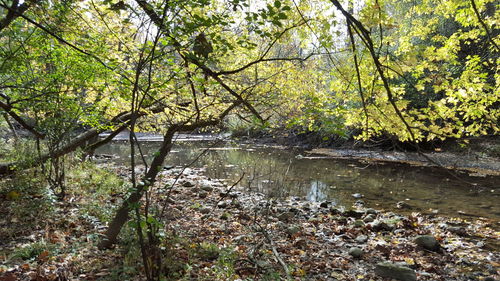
[0,0,498,148]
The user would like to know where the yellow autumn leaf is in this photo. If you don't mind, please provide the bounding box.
[292,268,306,277]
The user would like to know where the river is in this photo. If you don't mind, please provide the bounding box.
[96,139,500,221]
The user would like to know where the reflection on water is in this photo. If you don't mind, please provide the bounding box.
[306,181,329,203]
[96,141,500,220]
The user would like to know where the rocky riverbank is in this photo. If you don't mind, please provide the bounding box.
[1,165,498,280]
[154,167,499,280]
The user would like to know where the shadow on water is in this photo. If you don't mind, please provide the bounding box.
[96,140,500,220]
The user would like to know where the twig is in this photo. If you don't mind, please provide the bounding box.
[255,222,291,280]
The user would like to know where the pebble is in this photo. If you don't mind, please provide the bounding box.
[352,193,364,199]
[217,201,229,209]
[396,201,412,209]
[286,225,301,236]
[370,220,394,231]
[182,181,195,187]
[363,214,376,223]
[198,191,208,198]
[353,220,365,228]
[414,235,440,251]
[199,207,210,214]
[200,185,214,192]
[319,201,330,208]
[343,209,364,218]
[348,247,363,258]
[355,235,368,243]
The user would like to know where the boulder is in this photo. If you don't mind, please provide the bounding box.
[375,262,416,281]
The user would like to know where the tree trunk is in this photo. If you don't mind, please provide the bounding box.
[98,127,176,249]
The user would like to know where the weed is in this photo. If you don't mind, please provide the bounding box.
[9,240,56,262]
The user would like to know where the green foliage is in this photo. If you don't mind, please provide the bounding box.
[8,240,57,262]
[67,162,128,222]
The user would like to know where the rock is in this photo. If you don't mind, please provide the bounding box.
[354,200,365,206]
[217,201,229,209]
[198,191,208,198]
[396,201,412,209]
[448,226,467,236]
[342,209,364,218]
[200,185,214,192]
[365,208,378,215]
[414,235,440,251]
[219,191,238,198]
[319,201,330,208]
[301,202,311,211]
[220,213,230,220]
[353,220,365,228]
[355,235,368,243]
[330,207,342,215]
[484,277,496,281]
[348,247,363,258]
[375,262,416,281]
[393,229,406,235]
[369,220,394,231]
[199,207,211,214]
[165,208,182,220]
[363,214,376,223]
[182,181,195,187]
[285,225,301,236]
[352,193,364,199]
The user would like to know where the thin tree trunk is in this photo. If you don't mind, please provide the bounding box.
[98,127,176,249]
[2,113,19,140]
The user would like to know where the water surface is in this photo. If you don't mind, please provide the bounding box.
[96,141,500,220]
